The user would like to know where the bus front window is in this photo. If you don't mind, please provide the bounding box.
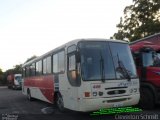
[109,42,137,79]
[79,42,115,81]
[79,41,137,81]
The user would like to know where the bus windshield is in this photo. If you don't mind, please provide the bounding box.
[142,51,160,67]
[79,41,137,81]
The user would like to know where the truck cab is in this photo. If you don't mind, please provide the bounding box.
[7,74,22,90]
[130,42,160,109]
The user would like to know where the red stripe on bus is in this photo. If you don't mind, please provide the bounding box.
[24,75,54,103]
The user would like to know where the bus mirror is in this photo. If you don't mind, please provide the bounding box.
[76,52,81,63]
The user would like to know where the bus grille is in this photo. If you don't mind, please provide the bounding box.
[107,90,126,95]
[107,98,130,103]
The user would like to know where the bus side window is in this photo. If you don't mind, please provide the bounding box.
[30,63,36,76]
[52,51,65,74]
[43,58,47,74]
[46,56,51,74]
[25,66,30,77]
[36,60,42,75]
[58,51,65,73]
[22,68,25,78]
[53,54,58,73]
[36,62,39,75]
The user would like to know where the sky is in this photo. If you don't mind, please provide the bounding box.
[0,0,132,72]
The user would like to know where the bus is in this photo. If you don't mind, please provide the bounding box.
[22,39,140,112]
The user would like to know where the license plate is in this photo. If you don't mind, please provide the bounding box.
[113,103,123,107]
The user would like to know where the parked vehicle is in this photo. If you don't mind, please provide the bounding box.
[7,74,22,90]
[22,39,140,112]
[130,33,160,109]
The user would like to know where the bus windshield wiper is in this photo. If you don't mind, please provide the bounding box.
[117,54,131,81]
[100,51,105,82]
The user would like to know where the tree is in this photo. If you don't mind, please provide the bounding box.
[13,64,22,74]
[0,68,4,85]
[2,69,13,85]
[0,68,3,79]
[112,0,160,41]
[2,65,23,85]
[0,68,2,75]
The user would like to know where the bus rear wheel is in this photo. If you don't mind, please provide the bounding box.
[56,93,65,112]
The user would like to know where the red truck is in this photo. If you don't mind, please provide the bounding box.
[7,74,22,90]
[130,33,160,109]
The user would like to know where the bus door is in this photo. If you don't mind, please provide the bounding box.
[65,46,81,110]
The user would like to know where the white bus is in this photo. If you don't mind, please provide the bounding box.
[22,39,140,112]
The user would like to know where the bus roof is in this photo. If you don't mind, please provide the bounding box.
[22,38,127,67]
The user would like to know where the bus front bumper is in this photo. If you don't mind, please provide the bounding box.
[77,93,140,112]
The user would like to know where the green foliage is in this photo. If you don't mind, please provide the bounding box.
[112,0,160,42]
[0,64,23,85]
[0,68,4,85]
[13,64,22,74]
[0,68,3,74]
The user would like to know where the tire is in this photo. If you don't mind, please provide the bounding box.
[27,89,33,101]
[139,88,155,109]
[56,93,65,112]
[12,85,15,90]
